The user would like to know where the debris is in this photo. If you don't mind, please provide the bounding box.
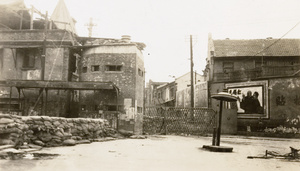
[247,147,300,160]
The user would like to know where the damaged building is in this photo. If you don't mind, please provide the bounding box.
[0,0,145,134]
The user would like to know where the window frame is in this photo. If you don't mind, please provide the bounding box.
[91,65,100,72]
[105,65,123,72]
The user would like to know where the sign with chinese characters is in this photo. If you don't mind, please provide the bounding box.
[226,80,269,119]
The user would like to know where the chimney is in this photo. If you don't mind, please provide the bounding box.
[121,35,131,43]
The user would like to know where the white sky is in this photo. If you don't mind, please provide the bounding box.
[24,0,300,82]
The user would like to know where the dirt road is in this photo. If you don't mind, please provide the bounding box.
[0,135,299,171]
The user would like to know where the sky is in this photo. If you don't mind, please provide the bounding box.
[24,0,300,82]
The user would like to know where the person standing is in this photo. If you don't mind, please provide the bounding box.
[240,91,254,113]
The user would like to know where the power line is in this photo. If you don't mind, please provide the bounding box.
[253,21,300,57]
[233,20,300,65]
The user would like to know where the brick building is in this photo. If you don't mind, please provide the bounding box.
[76,36,146,133]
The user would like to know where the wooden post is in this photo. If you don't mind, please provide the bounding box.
[17,88,21,115]
[45,89,48,116]
[41,11,48,81]
[30,6,34,29]
[9,87,12,112]
[19,10,23,30]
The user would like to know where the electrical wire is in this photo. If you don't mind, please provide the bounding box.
[253,21,300,57]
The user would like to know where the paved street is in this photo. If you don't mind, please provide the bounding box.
[0,135,299,171]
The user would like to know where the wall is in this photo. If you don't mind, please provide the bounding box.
[0,46,71,116]
[80,45,145,134]
[0,113,115,147]
[176,82,208,108]
[194,82,208,107]
[45,48,69,81]
[0,30,74,43]
[80,52,137,106]
[175,72,203,91]
[238,77,300,131]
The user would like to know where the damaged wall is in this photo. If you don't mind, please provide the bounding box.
[79,45,145,134]
[0,45,71,116]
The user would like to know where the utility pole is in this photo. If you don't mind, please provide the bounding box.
[190,35,194,108]
[85,18,97,37]
[190,35,194,120]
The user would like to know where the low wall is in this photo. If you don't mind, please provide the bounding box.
[0,114,117,147]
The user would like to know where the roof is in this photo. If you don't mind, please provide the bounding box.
[50,0,77,34]
[175,72,203,80]
[212,38,300,57]
[77,37,146,50]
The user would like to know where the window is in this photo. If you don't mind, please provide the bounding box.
[170,88,174,98]
[138,68,144,76]
[18,48,39,69]
[82,66,87,73]
[23,55,35,68]
[223,62,234,73]
[137,107,143,113]
[91,65,100,72]
[105,65,122,71]
[106,105,117,111]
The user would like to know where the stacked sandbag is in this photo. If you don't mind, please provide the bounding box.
[0,114,29,147]
[0,113,116,148]
[70,118,107,140]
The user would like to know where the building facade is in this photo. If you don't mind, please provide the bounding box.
[144,80,168,107]
[77,36,146,133]
[145,72,206,108]
[205,35,300,131]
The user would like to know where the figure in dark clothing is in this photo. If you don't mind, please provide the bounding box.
[240,91,254,113]
[253,91,263,114]
[240,91,263,114]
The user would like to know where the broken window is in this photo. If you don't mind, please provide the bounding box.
[105,65,122,71]
[17,48,39,69]
[91,65,100,72]
[138,68,144,76]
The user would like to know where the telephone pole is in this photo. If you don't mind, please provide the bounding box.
[190,35,195,120]
[190,35,194,109]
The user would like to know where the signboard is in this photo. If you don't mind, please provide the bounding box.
[226,81,269,119]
